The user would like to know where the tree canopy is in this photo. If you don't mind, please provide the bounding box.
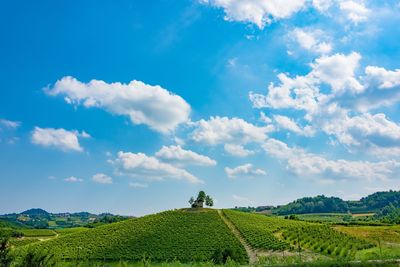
[189,191,214,208]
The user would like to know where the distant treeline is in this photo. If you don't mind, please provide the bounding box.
[0,208,130,229]
[234,191,400,220]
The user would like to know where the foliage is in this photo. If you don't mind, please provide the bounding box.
[197,192,206,202]
[273,195,349,215]
[0,237,12,267]
[0,210,129,229]
[15,249,57,267]
[373,204,400,224]
[20,229,56,237]
[269,191,400,216]
[0,228,24,238]
[352,190,400,212]
[189,192,214,208]
[205,196,213,207]
[211,248,239,264]
[20,210,248,263]
[55,227,89,236]
[0,220,29,230]
[223,210,290,251]
[9,238,41,248]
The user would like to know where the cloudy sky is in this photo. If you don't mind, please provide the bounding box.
[1,0,400,216]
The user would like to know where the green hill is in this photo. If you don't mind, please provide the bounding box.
[0,209,129,229]
[223,210,373,258]
[272,195,348,215]
[268,191,400,215]
[22,209,248,263]
[16,209,378,264]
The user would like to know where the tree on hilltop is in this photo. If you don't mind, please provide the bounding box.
[189,191,214,208]
[188,197,195,206]
[205,195,214,207]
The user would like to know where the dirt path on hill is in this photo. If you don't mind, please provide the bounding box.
[217,210,258,264]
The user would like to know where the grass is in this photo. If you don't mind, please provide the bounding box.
[20,228,57,237]
[55,227,89,236]
[334,225,400,261]
[334,225,400,244]
[17,209,248,263]
[9,237,41,247]
[8,210,400,265]
[223,210,373,258]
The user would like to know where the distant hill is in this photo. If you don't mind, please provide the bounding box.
[347,191,400,213]
[20,208,49,216]
[272,195,348,215]
[0,209,129,229]
[235,190,400,215]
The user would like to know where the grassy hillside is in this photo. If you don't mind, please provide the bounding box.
[20,209,248,263]
[223,210,373,258]
[334,225,400,260]
[0,209,129,229]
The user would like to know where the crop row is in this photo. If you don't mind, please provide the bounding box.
[223,210,291,251]
[223,210,373,258]
[18,210,248,263]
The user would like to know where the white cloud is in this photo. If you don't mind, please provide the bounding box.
[191,116,270,145]
[31,127,90,152]
[273,115,315,137]
[291,28,332,54]
[250,52,400,157]
[225,163,266,178]
[112,151,203,184]
[250,53,364,114]
[365,66,400,89]
[311,52,363,94]
[92,173,113,184]
[155,145,217,166]
[232,194,255,205]
[339,1,370,24]
[64,176,83,183]
[321,112,400,149]
[0,119,21,144]
[129,182,148,188]
[200,0,307,29]
[224,144,255,157]
[46,76,191,133]
[263,138,400,180]
[352,66,400,112]
[312,0,333,11]
[0,119,20,129]
[259,112,272,124]
[249,73,321,113]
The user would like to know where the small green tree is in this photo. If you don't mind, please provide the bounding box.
[0,237,12,267]
[188,197,195,206]
[20,249,57,267]
[205,195,214,207]
[197,191,206,202]
[189,191,214,208]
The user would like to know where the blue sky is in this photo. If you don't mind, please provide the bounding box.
[1,0,400,216]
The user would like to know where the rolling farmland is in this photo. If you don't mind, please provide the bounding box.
[21,209,248,263]
[3,208,399,266]
[223,210,373,258]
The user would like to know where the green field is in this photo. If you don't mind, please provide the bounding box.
[334,225,400,261]
[54,227,89,236]
[223,210,373,258]
[4,209,400,266]
[19,209,248,263]
[20,228,57,237]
